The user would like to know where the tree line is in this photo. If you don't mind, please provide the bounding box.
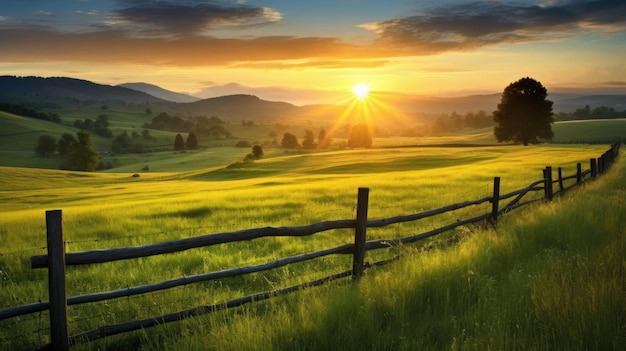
[555,105,626,121]
[35,131,99,171]
[143,112,232,139]
[401,110,493,137]
[0,102,61,123]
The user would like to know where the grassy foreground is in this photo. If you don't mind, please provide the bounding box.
[141,149,625,351]
[0,144,622,350]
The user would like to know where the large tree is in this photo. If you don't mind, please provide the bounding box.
[65,130,99,171]
[493,77,554,145]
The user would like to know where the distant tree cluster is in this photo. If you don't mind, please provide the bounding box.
[174,132,199,150]
[555,105,626,121]
[143,113,231,138]
[110,131,142,154]
[194,116,232,138]
[35,131,99,171]
[73,115,112,138]
[144,112,194,132]
[276,128,331,150]
[402,110,493,137]
[0,102,61,123]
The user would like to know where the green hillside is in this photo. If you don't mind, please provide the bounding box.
[2,104,625,173]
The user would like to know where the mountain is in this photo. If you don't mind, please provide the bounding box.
[119,82,200,103]
[182,94,298,121]
[194,82,337,106]
[549,94,626,112]
[0,76,165,106]
[2,76,625,120]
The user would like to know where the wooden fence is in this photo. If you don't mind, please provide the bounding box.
[0,142,621,350]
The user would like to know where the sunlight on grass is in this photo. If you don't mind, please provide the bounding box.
[0,144,621,350]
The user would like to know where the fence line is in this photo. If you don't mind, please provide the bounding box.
[0,141,620,350]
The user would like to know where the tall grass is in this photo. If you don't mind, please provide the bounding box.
[0,144,620,350]
[140,149,624,351]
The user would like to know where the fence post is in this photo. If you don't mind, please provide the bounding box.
[490,177,500,225]
[576,163,582,185]
[590,158,597,179]
[46,210,69,351]
[352,187,369,279]
[543,167,553,201]
[598,155,604,174]
[557,167,564,193]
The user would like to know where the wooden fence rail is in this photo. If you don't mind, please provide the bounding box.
[0,142,620,350]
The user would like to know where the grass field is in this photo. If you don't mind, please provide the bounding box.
[0,139,622,350]
[2,107,624,172]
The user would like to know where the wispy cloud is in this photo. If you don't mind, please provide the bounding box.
[361,0,626,53]
[112,0,283,36]
[34,11,53,16]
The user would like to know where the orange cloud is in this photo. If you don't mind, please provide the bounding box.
[0,26,402,67]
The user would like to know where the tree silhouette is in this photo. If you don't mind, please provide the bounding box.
[35,135,56,156]
[348,124,373,148]
[302,129,316,149]
[186,132,198,149]
[281,132,299,148]
[174,133,185,150]
[58,133,77,157]
[494,77,554,145]
[252,144,264,158]
[318,128,330,149]
[65,130,99,171]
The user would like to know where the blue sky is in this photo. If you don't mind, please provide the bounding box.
[1,0,625,104]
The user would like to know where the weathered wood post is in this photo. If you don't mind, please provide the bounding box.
[557,167,564,193]
[490,177,500,225]
[544,167,553,201]
[576,163,582,185]
[46,210,69,351]
[590,158,597,179]
[598,155,604,174]
[352,187,369,279]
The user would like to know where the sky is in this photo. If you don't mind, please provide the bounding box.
[1,0,625,105]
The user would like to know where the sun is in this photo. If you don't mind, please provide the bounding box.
[352,83,370,100]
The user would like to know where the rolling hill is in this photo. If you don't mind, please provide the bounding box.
[0,76,165,107]
[1,76,625,124]
[119,82,200,103]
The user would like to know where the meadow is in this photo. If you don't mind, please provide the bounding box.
[0,139,622,350]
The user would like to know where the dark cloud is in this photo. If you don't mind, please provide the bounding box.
[113,0,282,36]
[363,0,626,53]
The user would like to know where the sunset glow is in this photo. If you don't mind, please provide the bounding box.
[352,84,370,100]
[0,1,624,104]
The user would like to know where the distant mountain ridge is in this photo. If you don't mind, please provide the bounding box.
[0,76,165,105]
[183,94,298,120]
[1,76,625,118]
[118,82,200,103]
